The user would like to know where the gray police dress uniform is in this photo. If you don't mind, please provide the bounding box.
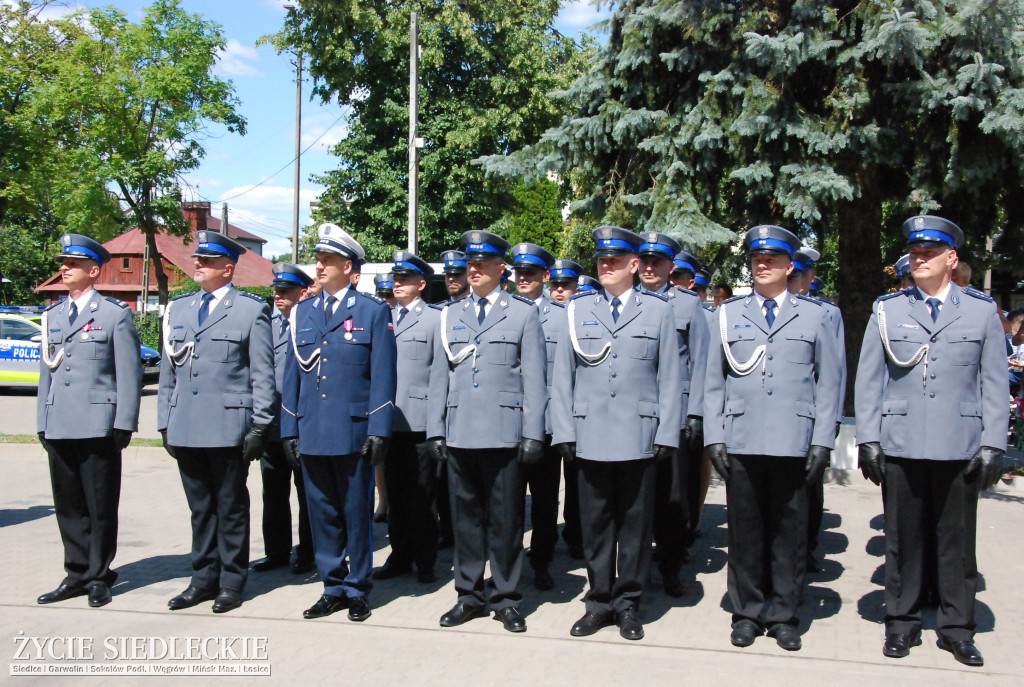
[551,287,682,615]
[157,287,275,592]
[427,292,546,611]
[38,292,142,588]
[703,291,841,630]
[854,284,1006,642]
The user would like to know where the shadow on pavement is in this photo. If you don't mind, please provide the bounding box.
[0,504,54,527]
[111,553,193,595]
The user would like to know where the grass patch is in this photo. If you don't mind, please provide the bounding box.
[1,433,164,448]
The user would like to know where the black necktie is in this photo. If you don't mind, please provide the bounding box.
[397,306,409,327]
[477,297,488,324]
[198,292,214,326]
[324,295,337,324]
[764,298,777,328]
[927,297,941,322]
[611,297,621,323]
[68,301,78,326]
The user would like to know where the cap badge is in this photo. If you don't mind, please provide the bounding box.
[472,232,481,243]
[758,226,769,238]
[648,232,658,242]
[914,217,925,228]
[61,234,71,246]
[197,231,206,242]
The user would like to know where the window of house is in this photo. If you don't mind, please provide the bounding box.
[122,257,131,271]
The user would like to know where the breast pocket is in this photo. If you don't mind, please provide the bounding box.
[402,330,430,360]
[80,329,109,359]
[726,327,758,360]
[783,329,814,364]
[946,328,982,366]
[210,330,242,362]
[446,329,472,359]
[576,329,606,357]
[629,331,657,360]
[486,332,519,365]
[888,329,927,359]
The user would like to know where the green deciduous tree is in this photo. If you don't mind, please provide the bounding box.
[268,0,592,262]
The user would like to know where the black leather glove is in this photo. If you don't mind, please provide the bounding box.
[112,429,132,452]
[242,423,270,462]
[707,443,729,481]
[516,438,544,465]
[858,442,885,486]
[361,435,390,466]
[160,429,177,460]
[685,416,704,454]
[556,442,576,463]
[805,445,830,486]
[835,421,843,440]
[282,437,301,471]
[966,446,1005,490]
[653,444,675,462]
[427,437,450,463]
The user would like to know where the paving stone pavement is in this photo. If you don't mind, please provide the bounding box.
[2,443,1023,686]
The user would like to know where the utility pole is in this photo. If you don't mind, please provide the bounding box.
[285,3,302,262]
[407,10,419,253]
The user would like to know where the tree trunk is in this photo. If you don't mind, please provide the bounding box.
[836,163,883,416]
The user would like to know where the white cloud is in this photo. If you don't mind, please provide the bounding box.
[217,181,321,220]
[557,1,607,28]
[217,38,262,78]
[300,112,349,152]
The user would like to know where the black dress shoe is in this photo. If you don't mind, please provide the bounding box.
[616,608,644,641]
[87,582,111,608]
[212,589,242,614]
[439,602,486,627]
[662,572,685,598]
[570,611,613,637]
[251,555,289,572]
[730,620,762,647]
[303,594,348,619]
[416,568,436,584]
[494,607,526,633]
[372,560,413,580]
[806,554,823,573]
[347,596,371,622]
[533,567,554,591]
[768,624,802,651]
[937,636,984,667]
[883,632,921,658]
[168,586,217,610]
[291,558,315,575]
[37,583,86,605]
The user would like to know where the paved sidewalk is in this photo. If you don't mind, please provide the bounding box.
[2,443,1023,685]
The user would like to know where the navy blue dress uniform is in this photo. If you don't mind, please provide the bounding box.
[509,242,565,589]
[375,251,440,583]
[551,226,683,640]
[703,225,841,648]
[36,234,142,607]
[855,216,1006,665]
[254,264,315,573]
[280,225,397,620]
[637,233,710,595]
[427,230,547,630]
[157,231,275,611]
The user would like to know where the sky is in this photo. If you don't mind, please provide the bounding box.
[34,0,611,259]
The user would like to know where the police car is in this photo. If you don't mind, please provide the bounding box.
[0,306,160,388]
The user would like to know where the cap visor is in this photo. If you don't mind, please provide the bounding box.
[593,248,633,258]
[462,252,502,261]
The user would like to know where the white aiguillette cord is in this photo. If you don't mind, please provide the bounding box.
[719,305,766,377]
[288,304,321,375]
[440,303,477,367]
[568,298,611,366]
[877,301,929,389]
[40,309,64,370]
[162,299,194,368]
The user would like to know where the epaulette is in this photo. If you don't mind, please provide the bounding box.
[673,286,698,297]
[794,294,822,306]
[702,303,714,312]
[511,294,535,305]
[171,291,197,302]
[428,301,447,311]
[43,301,61,312]
[356,290,387,305]
[549,300,565,309]
[640,288,669,302]
[297,292,319,304]
[876,289,908,302]
[721,295,745,305]
[238,290,267,303]
[105,297,129,309]
[962,286,995,303]
[568,291,593,301]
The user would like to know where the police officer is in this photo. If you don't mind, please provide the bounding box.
[704,225,841,651]
[427,230,546,633]
[855,216,1006,666]
[788,247,847,573]
[546,258,585,559]
[372,251,440,584]
[374,272,397,307]
[509,242,564,590]
[809,276,825,299]
[280,224,397,622]
[441,250,470,301]
[36,234,142,608]
[158,231,275,614]
[895,253,914,290]
[577,276,600,293]
[636,232,709,598]
[552,226,682,641]
[251,263,315,575]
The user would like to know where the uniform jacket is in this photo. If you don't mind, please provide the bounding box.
[280,289,397,455]
[551,287,682,461]
[157,287,275,448]
[392,299,440,433]
[654,284,710,424]
[536,295,565,436]
[37,292,142,439]
[818,298,847,423]
[267,313,290,442]
[854,284,1007,459]
[427,293,546,449]
[703,292,841,456]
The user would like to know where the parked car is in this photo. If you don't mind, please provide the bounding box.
[0,307,160,388]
